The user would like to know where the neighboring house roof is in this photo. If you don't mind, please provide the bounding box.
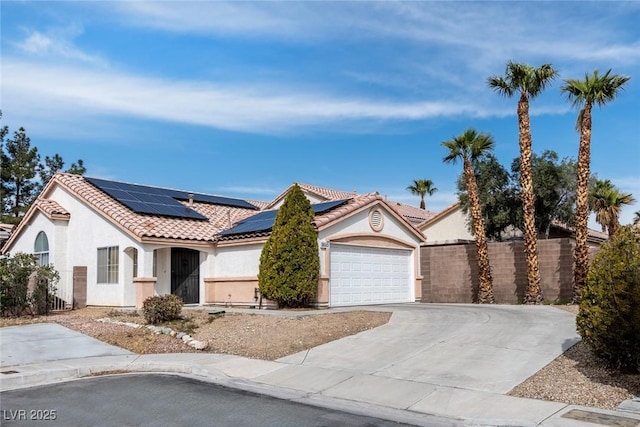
[265,182,358,209]
[388,201,435,225]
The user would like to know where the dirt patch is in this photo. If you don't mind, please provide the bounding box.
[0,308,391,360]
[508,305,639,410]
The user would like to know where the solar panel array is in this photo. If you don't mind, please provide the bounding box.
[86,177,258,220]
[219,198,351,236]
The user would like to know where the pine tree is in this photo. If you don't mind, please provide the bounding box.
[258,184,319,308]
[1,127,40,221]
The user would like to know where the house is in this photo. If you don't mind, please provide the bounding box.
[1,173,425,309]
[419,201,608,247]
[418,202,474,244]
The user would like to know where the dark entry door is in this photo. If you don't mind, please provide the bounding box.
[171,248,200,304]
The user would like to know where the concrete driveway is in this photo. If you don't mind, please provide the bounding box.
[277,304,580,394]
[0,323,132,367]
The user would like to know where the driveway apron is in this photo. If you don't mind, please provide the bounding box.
[277,304,580,394]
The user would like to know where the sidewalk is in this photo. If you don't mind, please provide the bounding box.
[2,353,639,427]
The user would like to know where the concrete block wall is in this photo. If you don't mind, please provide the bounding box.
[421,238,581,304]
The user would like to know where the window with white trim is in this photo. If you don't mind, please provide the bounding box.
[97,246,119,284]
[34,231,49,266]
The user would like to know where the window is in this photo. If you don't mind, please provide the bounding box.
[34,231,49,266]
[97,246,119,284]
[132,248,138,278]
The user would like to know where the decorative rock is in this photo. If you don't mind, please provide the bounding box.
[191,341,207,350]
[95,316,207,350]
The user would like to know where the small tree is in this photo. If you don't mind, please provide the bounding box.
[258,184,319,308]
[576,226,640,373]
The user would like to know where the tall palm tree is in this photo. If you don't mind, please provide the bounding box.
[487,62,558,304]
[590,179,635,238]
[406,179,438,210]
[442,129,495,304]
[561,69,630,302]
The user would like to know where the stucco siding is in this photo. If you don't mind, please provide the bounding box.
[214,244,263,277]
[422,209,473,242]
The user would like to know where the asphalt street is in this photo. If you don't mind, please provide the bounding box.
[0,373,419,427]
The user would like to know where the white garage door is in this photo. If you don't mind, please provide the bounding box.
[330,244,412,307]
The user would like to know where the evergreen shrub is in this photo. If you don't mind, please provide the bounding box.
[258,184,319,308]
[576,225,640,373]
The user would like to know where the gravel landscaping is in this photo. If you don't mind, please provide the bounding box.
[1,305,637,410]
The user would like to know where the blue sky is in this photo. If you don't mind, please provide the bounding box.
[2,1,639,225]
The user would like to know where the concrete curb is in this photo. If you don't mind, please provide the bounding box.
[2,355,639,427]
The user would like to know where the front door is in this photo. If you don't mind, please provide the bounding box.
[171,248,200,304]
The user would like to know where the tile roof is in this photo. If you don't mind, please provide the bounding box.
[36,199,70,220]
[312,193,381,229]
[265,182,358,209]
[297,183,358,201]
[3,174,425,249]
[387,201,435,225]
[53,173,258,242]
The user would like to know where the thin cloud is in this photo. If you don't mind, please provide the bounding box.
[3,59,523,136]
[12,26,106,67]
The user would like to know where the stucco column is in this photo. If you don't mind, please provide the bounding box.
[134,277,157,308]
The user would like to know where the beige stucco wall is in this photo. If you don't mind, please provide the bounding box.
[421,208,474,243]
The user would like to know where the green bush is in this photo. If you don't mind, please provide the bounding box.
[576,225,640,373]
[258,184,319,308]
[141,294,183,324]
[0,252,59,317]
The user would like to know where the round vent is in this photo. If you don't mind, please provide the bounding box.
[369,209,384,231]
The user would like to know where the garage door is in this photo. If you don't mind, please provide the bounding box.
[330,244,412,307]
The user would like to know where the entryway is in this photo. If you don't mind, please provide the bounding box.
[171,248,200,304]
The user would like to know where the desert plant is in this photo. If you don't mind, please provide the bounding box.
[141,294,183,324]
[258,184,319,308]
[576,225,640,373]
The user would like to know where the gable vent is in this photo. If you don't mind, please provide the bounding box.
[369,209,384,232]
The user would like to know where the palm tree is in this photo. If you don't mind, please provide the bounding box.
[590,179,635,238]
[442,129,495,304]
[406,179,438,210]
[561,69,630,302]
[487,62,558,304]
[634,210,640,228]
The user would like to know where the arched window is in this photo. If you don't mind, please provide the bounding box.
[34,231,49,266]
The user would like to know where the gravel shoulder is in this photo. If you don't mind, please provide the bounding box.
[1,305,637,410]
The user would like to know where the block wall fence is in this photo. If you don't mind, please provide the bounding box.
[420,238,600,304]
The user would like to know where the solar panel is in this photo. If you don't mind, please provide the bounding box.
[312,199,350,215]
[86,177,209,220]
[219,199,351,237]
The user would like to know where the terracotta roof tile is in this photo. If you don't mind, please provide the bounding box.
[297,183,358,201]
[36,199,70,219]
[53,173,258,242]
[388,201,435,225]
[313,193,381,229]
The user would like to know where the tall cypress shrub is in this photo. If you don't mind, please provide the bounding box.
[258,184,319,308]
